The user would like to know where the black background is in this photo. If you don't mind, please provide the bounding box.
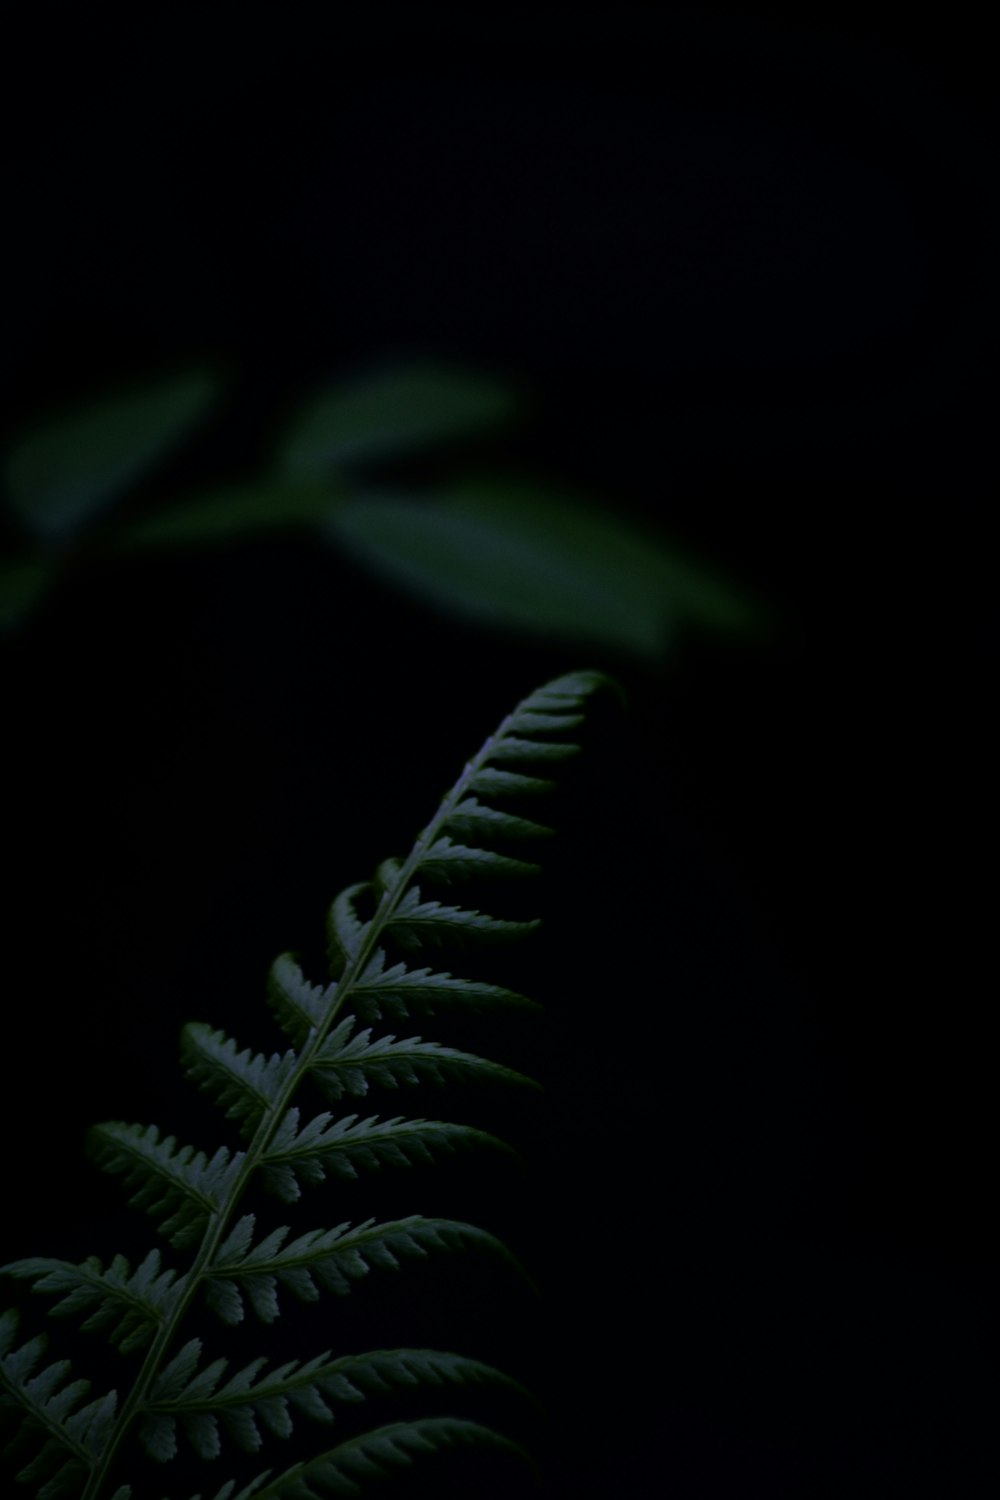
[1,6,994,1497]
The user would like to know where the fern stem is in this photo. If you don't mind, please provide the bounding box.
[82,713,518,1499]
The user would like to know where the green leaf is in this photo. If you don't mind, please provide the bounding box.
[310,1017,537,1100]
[467,766,555,799]
[279,363,516,477]
[0,1310,115,1494]
[267,956,334,1046]
[326,481,755,657]
[242,1417,530,1499]
[5,370,218,541]
[513,668,615,711]
[0,557,53,632]
[113,481,340,551]
[144,1346,521,1465]
[206,1214,520,1322]
[327,883,371,977]
[174,1478,271,1500]
[87,1123,243,1249]
[373,857,403,897]
[258,1109,509,1202]
[386,886,539,951]
[180,1025,297,1138]
[442,797,554,843]
[0,1250,183,1353]
[415,836,541,883]
[350,949,538,1022]
[484,735,581,763]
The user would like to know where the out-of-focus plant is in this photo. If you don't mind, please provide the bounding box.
[1,361,757,656]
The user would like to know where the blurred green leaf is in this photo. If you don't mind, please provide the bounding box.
[326,482,756,658]
[114,481,343,551]
[0,557,53,631]
[279,363,517,477]
[636,531,759,633]
[4,370,218,542]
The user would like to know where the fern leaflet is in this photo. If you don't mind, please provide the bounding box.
[310,1017,538,1099]
[2,1253,183,1355]
[202,1213,522,1325]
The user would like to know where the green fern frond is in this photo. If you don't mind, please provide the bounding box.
[1,1252,183,1354]
[87,1124,244,1249]
[0,1310,116,1500]
[142,1344,522,1465]
[413,836,541,883]
[466,766,555,798]
[350,949,538,1021]
[1,668,614,1499]
[181,1027,297,1138]
[327,884,371,976]
[514,669,606,711]
[309,1017,537,1099]
[258,1108,509,1202]
[499,709,585,733]
[441,796,554,842]
[178,1481,268,1500]
[203,1214,520,1325]
[385,887,539,951]
[266,957,333,1046]
[224,1417,530,1500]
[484,735,580,763]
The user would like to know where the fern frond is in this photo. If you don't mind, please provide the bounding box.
[500,709,585,733]
[350,948,537,1021]
[142,1343,521,1464]
[177,1480,270,1500]
[441,796,553,842]
[204,1214,519,1324]
[466,766,554,798]
[181,1027,297,1138]
[483,735,580,763]
[413,837,540,883]
[87,1125,244,1249]
[513,669,606,713]
[2,668,613,1500]
[266,957,334,1047]
[0,1309,116,1499]
[258,1109,508,1203]
[327,884,371,977]
[1,1251,183,1354]
[222,1417,529,1500]
[385,887,539,951]
[309,1017,536,1100]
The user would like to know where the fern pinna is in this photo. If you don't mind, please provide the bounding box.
[0,670,608,1500]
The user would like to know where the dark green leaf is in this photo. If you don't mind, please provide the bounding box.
[280,364,516,476]
[0,558,53,631]
[242,1417,529,1499]
[5,371,218,541]
[327,480,755,657]
[113,482,340,551]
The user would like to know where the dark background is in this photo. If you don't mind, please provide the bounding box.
[1,6,994,1497]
